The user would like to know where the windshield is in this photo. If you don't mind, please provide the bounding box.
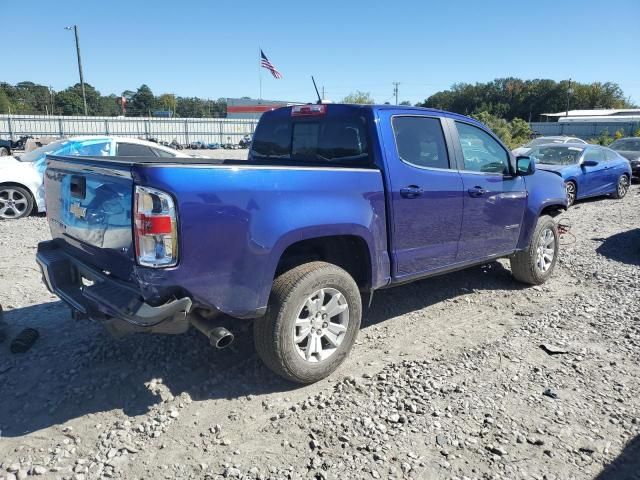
[529,145,584,165]
[524,137,565,148]
[250,110,370,166]
[610,138,640,151]
[18,140,70,162]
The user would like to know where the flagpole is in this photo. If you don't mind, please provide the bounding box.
[258,47,262,101]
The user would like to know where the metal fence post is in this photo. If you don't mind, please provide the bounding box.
[219,122,223,145]
[59,117,64,137]
[7,115,13,141]
[184,120,190,145]
[105,119,109,135]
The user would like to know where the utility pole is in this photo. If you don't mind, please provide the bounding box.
[322,86,325,101]
[565,78,572,117]
[392,82,400,105]
[65,25,88,116]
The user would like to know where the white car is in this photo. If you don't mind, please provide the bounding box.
[512,136,587,157]
[0,136,190,220]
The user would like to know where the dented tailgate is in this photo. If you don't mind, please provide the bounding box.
[44,155,135,280]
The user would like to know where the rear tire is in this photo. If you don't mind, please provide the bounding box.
[510,215,559,285]
[612,174,629,199]
[254,261,362,384]
[0,147,9,156]
[0,185,33,220]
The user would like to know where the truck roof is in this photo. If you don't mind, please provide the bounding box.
[268,103,485,128]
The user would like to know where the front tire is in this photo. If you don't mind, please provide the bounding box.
[565,181,576,207]
[0,185,33,220]
[0,147,9,156]
[612,174,629,199]
[510,215,559,285]
[254,261,362,384]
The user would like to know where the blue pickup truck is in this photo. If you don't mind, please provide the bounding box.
[37,104,567,383]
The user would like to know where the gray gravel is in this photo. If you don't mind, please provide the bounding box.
[0,183,638,480]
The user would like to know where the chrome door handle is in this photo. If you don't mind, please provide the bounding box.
[400,185,424,198]
[467,186,487,197]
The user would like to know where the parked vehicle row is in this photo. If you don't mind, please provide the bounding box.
[36,103,568,384]
[609,137,640,178]
[0,136,190,219]
[0,135,35,156]
[527,144,631,206]
[512,135,587,157]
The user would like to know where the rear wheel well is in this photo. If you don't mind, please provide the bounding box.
[540,204,565,218]
[275,235,372,289]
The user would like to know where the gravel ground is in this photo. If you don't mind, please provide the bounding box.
[0,183,638,480]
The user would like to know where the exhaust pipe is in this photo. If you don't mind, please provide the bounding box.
[190,313,234,349]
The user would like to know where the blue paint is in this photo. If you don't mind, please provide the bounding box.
[529,144,632,201]
[43,105,568,320]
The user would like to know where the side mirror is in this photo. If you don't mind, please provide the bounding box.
[581,159,599,167]
[516,156,535,176]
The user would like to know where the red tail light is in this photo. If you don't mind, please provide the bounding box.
[291,104,327,117]
[134,186,178,268]
[138,214,172,235]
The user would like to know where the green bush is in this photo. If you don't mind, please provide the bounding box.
[634,128,640,137]
[590,129,614,146]
[471,111,532,149]
[614,129,625,140]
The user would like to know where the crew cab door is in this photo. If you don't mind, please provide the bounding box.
[378,112,463,277]
[449,119,527,262]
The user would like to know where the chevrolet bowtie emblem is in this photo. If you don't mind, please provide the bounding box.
[70,202,87,219]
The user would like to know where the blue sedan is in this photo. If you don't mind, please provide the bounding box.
[527,143,632,206]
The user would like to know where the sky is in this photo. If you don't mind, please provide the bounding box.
[4,0,640,106]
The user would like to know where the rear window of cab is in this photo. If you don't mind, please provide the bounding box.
[250,110,370,166]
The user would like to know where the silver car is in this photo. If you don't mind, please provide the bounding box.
[513,136,587,157]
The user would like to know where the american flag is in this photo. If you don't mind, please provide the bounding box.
[260,50,283,79]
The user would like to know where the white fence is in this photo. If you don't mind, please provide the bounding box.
[0,115,259,145]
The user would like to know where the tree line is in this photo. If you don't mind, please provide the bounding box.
[2,78,635,122]
[0,81,226,117]
[418,78,634,121]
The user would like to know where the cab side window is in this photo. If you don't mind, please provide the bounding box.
[69,141,111,156]
[455,122,510,174]
[152,147,176,158]
[584,149,605,163]
[116,143,156,156]
[392,116,450,169]
[604,149,619,162]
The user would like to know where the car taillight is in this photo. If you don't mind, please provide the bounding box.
[291,104,327,116]
[134,186,178,268]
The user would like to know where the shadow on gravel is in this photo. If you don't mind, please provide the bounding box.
[595,434,640,480]
[595,228,640,266]
[0,261,524,437]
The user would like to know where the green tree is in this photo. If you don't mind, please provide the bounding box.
[130,84,156,116]
[342,91,374,104]
[158,93,177,114]
[399,100,412,106]
[472,111,532,149]
[420,78,634,121]
[0,89,12,113]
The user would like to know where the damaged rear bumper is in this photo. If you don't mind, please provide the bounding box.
[36,240,192,335]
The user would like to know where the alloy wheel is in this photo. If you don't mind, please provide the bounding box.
[0,188,29,219]
[293,288,349,363]
[565,182,576,206]
[617,175,629,198]
[535,228,556,273]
